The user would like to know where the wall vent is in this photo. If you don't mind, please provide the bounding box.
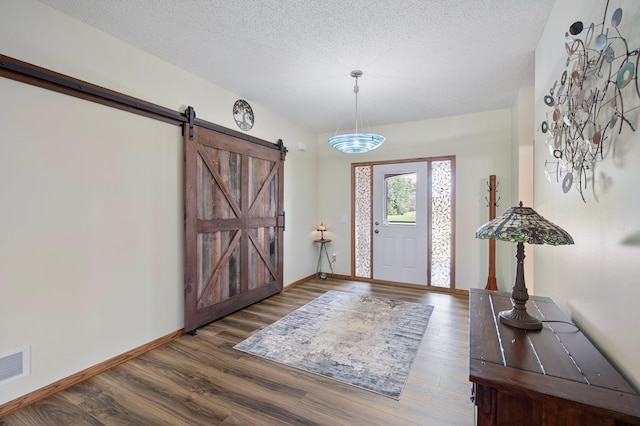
[0,346,30,386]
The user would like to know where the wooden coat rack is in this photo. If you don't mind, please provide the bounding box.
[485,175,498,291]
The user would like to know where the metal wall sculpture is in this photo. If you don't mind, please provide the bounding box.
[541,1,639,202]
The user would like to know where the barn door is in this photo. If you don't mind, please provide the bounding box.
[184,120,285,333]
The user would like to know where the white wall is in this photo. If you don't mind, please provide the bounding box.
[0,0,317,405]
[511,87,535,291]
[318,109,515,291]
[0,76,184,402]
[535,0,640,389]
[512,87,535,207]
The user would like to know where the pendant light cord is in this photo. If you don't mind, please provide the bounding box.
[353,74,359,134]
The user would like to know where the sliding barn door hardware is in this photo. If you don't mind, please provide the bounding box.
[0,55,185,125]
[277,139,288,160]
[185,106,196,140]
[0,54,285,152]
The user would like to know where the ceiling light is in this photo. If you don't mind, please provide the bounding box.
[328,70,385,154]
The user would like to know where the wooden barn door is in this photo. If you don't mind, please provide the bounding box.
[184,121,285,332]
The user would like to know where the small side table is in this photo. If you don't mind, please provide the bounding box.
[315,239,334,279]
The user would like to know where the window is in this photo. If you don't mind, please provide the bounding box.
[384,172,417,225]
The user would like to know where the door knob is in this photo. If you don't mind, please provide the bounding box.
[374,229,379,234]
[375,221,379,226]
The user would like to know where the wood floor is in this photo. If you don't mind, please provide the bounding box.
[1,279,474,425]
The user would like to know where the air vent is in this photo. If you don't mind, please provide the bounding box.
[0,346,30,386]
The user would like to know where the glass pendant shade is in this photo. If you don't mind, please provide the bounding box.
[328,70,385,154]
[328,133,385,154]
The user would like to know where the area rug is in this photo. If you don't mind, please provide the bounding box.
[233,290,434,399]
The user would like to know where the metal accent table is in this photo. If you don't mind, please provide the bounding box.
[314,239,333,279]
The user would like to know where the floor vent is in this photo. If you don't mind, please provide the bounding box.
[0,346,30,386]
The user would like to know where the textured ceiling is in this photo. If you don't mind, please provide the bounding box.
[37,0,555,134]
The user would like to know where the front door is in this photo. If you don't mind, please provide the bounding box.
[372,162,428,285]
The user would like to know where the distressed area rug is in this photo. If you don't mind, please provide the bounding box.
[233,290,434,399]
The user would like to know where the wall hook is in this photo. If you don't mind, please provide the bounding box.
[485,195,501,208]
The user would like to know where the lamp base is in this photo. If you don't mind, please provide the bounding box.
[499,308,542,330]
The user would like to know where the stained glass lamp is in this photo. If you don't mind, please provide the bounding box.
[475,202,574,330]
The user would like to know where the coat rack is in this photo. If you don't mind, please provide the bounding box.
[485,175,499,291]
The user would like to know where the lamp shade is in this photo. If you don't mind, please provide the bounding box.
[316,223,327,240]
[475,203,573,246]
[328,133,385,154]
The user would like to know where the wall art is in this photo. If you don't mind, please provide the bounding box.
[541,1,639,202]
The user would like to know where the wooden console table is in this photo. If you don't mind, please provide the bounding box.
[469,288,640,425]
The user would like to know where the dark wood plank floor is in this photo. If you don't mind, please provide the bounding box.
[1,279,474,425]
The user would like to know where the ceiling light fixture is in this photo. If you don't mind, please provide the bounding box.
[328,70,385,154]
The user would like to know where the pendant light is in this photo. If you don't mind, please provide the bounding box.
[328,70,385,154]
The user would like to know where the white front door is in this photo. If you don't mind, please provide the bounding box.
[372,162,428,285]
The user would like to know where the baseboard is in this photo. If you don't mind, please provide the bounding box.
[0,329,184,417]
[374,279,469,296]
[334,276,469,296]
[326,273,352,281]
[283,274,316,290]
[286,274,468,296]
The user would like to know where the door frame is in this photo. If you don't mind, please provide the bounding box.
[351,156,456,289]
